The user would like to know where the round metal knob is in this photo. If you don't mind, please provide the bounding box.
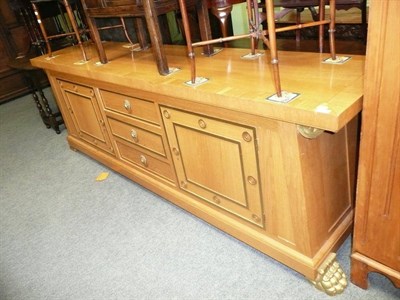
[172,147,180,156]
[198,119,207,129]
[212,195,221,204]
[130,129,138,142]
[247,176,257,185]
[123,99,131,111]
[242,131,252,142]
[180,181,187,188]
[252,214,261,222]
[139,155,147,167]
[163,110,171,119]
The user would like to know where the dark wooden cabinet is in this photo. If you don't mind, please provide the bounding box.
[350,0,400,290]
[0,0,32,103]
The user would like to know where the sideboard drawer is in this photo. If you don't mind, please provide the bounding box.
[116,140,175,182]
[108,117,166,157]
[100,89,159,125]
[59,80,93,97]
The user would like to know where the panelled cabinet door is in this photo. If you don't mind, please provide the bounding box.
[161,106,264,228]
[58,80,113,154]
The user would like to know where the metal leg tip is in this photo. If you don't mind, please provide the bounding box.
[266,91,300,103]
[184,77,209,87]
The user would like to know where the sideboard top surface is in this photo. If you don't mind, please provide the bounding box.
[31,42,364,132]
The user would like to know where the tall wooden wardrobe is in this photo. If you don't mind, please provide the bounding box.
[351,0,400,289]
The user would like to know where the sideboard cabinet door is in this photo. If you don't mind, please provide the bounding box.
[161,106,264,228]
[58,80,114,154]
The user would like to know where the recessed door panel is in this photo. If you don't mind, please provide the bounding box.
[59,80,113,153]
[161,106,264,228]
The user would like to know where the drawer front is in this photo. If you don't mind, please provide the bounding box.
[60,80,93,97]
[116,140,175,182]
[100,90,159,125]
[108,118,166,157]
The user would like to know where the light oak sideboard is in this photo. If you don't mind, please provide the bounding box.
[31,43,364,295]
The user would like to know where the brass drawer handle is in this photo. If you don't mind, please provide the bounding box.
[140,154,147,167]
[130,129,138,142]
[123,99,131,111]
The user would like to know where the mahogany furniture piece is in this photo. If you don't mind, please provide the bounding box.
[351,0,400,290]
[81,0,214,76]
[271,0,367,44]
[208,0,367,44]
[31,41,364,295]
[208,0,242,43]
[0,0,35,102]
[177,0,337,97]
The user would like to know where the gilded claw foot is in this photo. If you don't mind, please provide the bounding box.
[311,253,347,296]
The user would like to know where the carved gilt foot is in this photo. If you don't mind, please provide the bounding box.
[311,253,348,296]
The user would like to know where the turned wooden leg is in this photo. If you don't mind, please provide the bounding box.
[133,17,150,50]
[62,0,88,61]
[31,2,53,58]
[295,8,303,44]
[328,0,337,59]
[265,0,282,97]
[178,0,197,83]
[87,16,108,64]
[211,5,233,47]
[197,0,214,56]
[246,0,256,56]
[318,0,325,53]
[143,0,170,75]
[311,253,348,296]
[350,256,369,289]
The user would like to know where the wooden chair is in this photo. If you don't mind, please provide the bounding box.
[273,0,367,44]
[178,0,337,97]
[336,0,367,41]
[31,0,89,61]
[81,0,214,76]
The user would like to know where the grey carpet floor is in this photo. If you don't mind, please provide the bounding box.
[1,90,399,300]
